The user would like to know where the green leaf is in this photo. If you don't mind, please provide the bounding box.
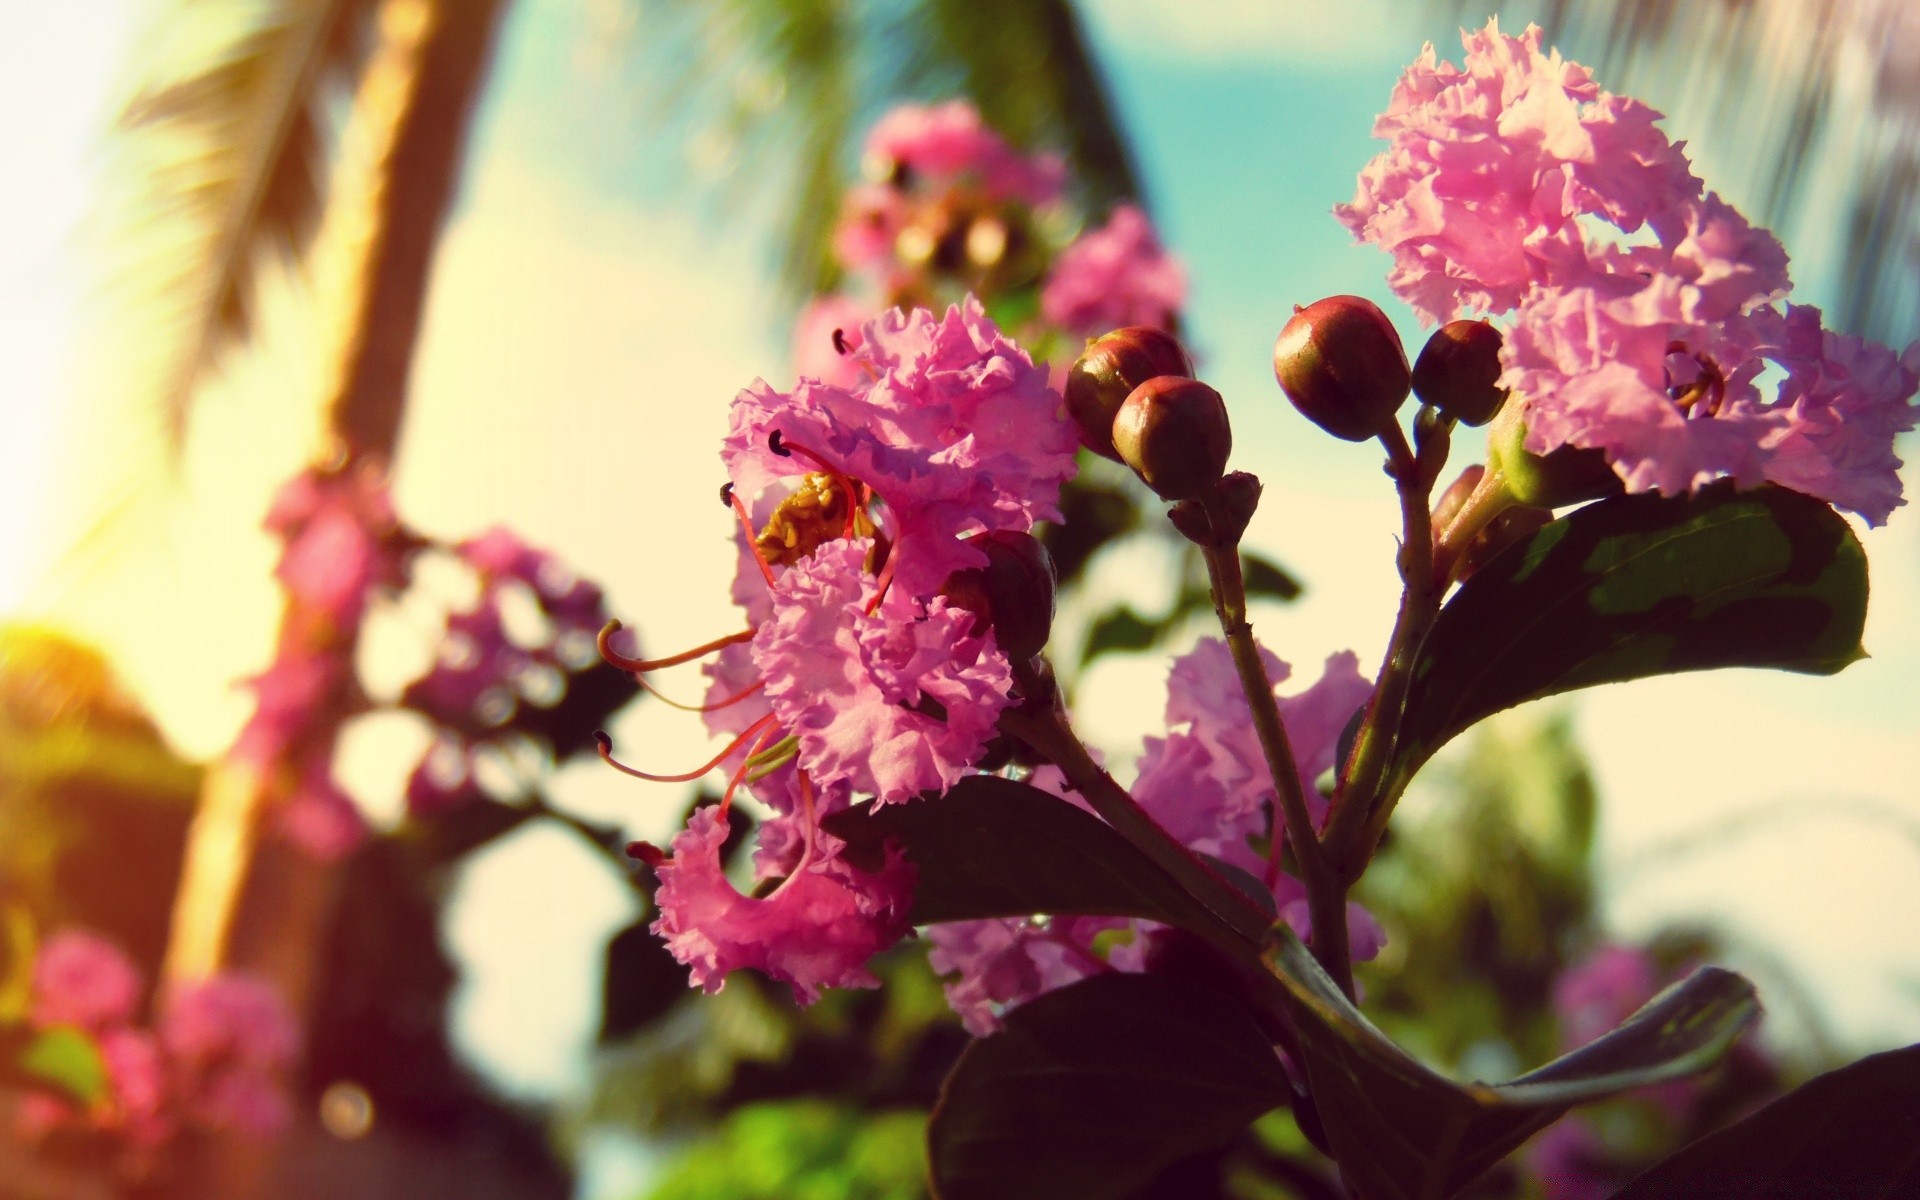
[1258,929,1759,1200]
[16,1026,111,1107]
[1392,484,1867,791]
[1081,605,1163,664]
[928,973,1291,1200]
[1242,552,1303,602]
[1609,1043,1920,1198]
[825,775,1214,930]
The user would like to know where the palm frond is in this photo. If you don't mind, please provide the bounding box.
[1503,0,1919,342]
[99,0,383,450]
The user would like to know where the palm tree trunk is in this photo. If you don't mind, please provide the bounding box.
[163,0,506,1192]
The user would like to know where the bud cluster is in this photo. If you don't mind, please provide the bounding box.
[1066,326,1233,504]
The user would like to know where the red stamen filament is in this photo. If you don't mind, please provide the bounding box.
[598,620,753,673]
[728,493,779,589]
[719,724,780,815]
[865,536,901,614]
[595,714,779,783]
[637,675,767,713]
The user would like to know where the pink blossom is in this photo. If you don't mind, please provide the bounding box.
[751,540,1011,803]
[231,648,344,766]
[32,930,143,1032]
[1554,944,1659,1051]
[99,1029,172,1146]
[831,183,909,273]
[925,916,1123,1036]
[1338,20,1698,325]
[161,973,298,1134]
[863,101,1064,206]
[726,299,1076,600]
[1040,204,1188,335]
[266,468,401,628]
[650,804,915,1005]
[792,294,874,390]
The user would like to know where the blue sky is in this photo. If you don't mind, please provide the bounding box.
[4,0,1918,1147]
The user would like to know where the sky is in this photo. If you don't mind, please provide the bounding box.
[2,0,1918,1176]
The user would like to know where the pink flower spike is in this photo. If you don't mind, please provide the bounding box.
[32,930,144,1033]
[650,803,915,1005]
[1041,204,1188,336]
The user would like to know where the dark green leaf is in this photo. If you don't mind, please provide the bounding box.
[1082,605,1163,663]
[929,973,1291,1200]
[15,1027,110,1107]
[825,775,1213,930]
[1258,930,1759,1200]
[1242,552,1303,602]
[1392,484,1867,792]
[1610,1043,1920,1198]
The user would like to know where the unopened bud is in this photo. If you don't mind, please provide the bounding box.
[1412,319,1507,426]
[1113,377,1233,501]
[1064,327,1194,461]
[941,531,1057,660]
[1274,295,1412,441]
[1489,406,1622,508]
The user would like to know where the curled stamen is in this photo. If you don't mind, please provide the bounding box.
[719,482,735,508]
[728,492,780,589]
[595,715,779,784]
[598,620,752,673]
[832,327,851,355]
[769,429,793,457]
[637,675,767,713]
[864,537,901,614]
[625,840,669,867]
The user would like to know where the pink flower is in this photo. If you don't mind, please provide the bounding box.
[161,973,298,1134]
[99,1029,173,1147]
[231,648,345,767]
[266,468,402,628]
[727,300,1076,600]
[32,930,144,1032]
[792,294,874,390]
[752,540,1011,803]
[1553,944,1659,1051]
[831,183,909,273]
[863,101,1064,206]
[1040,204,1188,335]
[925,916,1123,1036]
[1337,20,1698,325]
[650,804,915,1005]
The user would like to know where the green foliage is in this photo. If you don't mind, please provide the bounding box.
[929,974,1291,1200]
[13,1027,111,1108]
[1610,1043,1920,1198]
[1390,484,1868,799]
[644,1100,928,1200]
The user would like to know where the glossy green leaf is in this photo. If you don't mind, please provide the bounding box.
[1392,484,1867,791]
[1610,1043,1920,1198]
[929,973,1291,1200]
[1258,929,1759,1200]
[825,775,1214,930]
[16,1026,111,1107]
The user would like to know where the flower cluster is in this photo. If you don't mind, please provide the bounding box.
[1040,204,1187,338]
[401,526,617,817]
[18,931,297,1155]
[1340,20,1918,523]
[616,298,1075,1004]
[927,639,1381,1034]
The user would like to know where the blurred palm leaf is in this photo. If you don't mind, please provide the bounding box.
[1514,0,1918,342]
[630,0,1143,303]
[103,0,385,450]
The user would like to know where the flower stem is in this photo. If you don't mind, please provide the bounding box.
[1194,522,1355,997]
[1322,423,1441,876]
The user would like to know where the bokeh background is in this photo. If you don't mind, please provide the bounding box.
[1,1,1916,1197]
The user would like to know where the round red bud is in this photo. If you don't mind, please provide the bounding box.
[1064,326,1194,461]
[1273,295,1412,441]
[1112,377,1233,501]
[940,531,1057,660]
[1412,319,1508,426]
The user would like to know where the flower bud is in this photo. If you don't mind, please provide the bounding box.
[1412,319,1507,426]
[1112,377,1233,501]
[1064,326,1194,461]
[1488,406,1623,509]
[941,531,1057,660]
[1273,295,1411,441]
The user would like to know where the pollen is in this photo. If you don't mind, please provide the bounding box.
[756,473,852,566]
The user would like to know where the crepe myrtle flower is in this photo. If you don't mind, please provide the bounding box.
[600,299,1072,1003]
[1344,19,1919,522]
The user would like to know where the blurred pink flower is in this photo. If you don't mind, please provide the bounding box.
[863,101,1064,206]
[161,973,298,1135]
[792,294,874,390]
[1040,204,1187,336]
[32,930,143,1033]
[275,761,368,861]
